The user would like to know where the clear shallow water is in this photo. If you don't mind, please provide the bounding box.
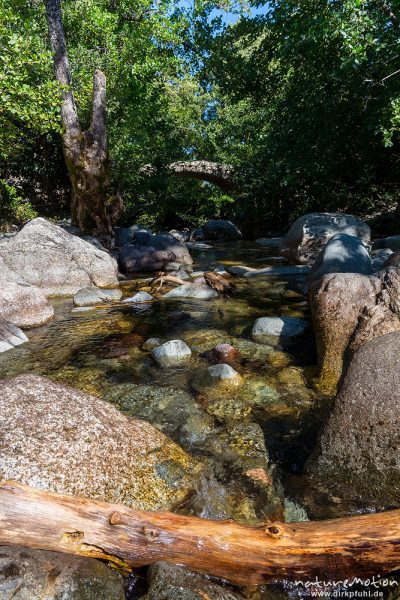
[0,241,339,525]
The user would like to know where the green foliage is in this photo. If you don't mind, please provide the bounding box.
[0,179,38,225]
[1,0,400,231]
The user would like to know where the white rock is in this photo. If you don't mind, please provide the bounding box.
[164,283,218,300]
[152,340,192,367]
[252,317,308,343]
[207,364,243,386]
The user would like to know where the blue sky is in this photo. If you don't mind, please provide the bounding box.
[209,2,271,25]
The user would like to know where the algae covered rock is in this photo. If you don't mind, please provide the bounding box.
[0,546,125,600]
[0,375,200,510]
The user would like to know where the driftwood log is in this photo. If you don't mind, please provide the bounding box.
[0,482,400,585]
[204,271,236,296]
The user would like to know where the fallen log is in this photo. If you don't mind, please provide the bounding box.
[0,482,399,585]
[204,271,236,296]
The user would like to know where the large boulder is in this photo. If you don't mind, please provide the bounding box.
[372,234,400,252]
[0,546,124,600]
[0,257,54,328]
[307,233,372,287]
[0,218,119,297]
[0,375,199,510]
[308,332,400,507]
[0,320,28,353]
[149,233,193,266]
[280,212,371,265]
[202,219,242,241]
[119,245,175,272]
[309,273,381,394]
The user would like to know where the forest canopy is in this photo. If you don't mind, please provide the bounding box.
[1,0,400,235]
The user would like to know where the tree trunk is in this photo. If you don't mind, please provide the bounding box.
[168,161,238,192]
[45,0,121,244]
[1,482,400,586]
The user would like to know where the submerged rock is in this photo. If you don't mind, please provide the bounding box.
[145,562,244,600]
[251,316,308,343]
[73,286,122,306]
[280,212,371,265]
[207,364,243,387]
[0,546,125,600]
[308,332,400,508]
[142,337,165,351]
[152,340,192,367]
[0,320,28,353]
[163,282,218,299]
[0,375,199,510]
[212,343,239,363]
[0,257,54,328]
[0,218,119,297]
[122,291,154,303]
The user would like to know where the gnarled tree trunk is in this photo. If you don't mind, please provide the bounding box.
[45,0,121,244]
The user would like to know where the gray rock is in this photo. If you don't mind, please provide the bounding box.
[190,228,206,241]
[73,286,122,307]
[0,375,199,510]
[370,248,393,271]
[252,316,308,343]
[148,233,193,266]
[165,261,185,271]
[152,340,192,367]
[0,257,54,328]
[169,229,190,242]
[308,331,400,507]
[115,224,152,247]
[383,250,400,268]
[186,242,212,250]
[202,219,242,241]
[145,562,244,600]
[307,233,373,287]
[207,364,243,386]
[164,283,218,299]
[0,218,119,297]
[119,244,175,273]
[372,234,400,252]
[122,291,154,303]
[0,320,28,353]
[280,212,371,265]
[0,546,124,600]
[225,264,310,277]
[169,270,191,280]
[255,237,284,248]
[142,337,165,351]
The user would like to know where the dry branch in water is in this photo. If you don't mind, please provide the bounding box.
[0,482,399,586]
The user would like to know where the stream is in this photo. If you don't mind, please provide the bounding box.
[0,240,354,594]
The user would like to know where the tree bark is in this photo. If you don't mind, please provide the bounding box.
[45,0,121,244]
[168,161,238,192]
[1,481,400,586]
